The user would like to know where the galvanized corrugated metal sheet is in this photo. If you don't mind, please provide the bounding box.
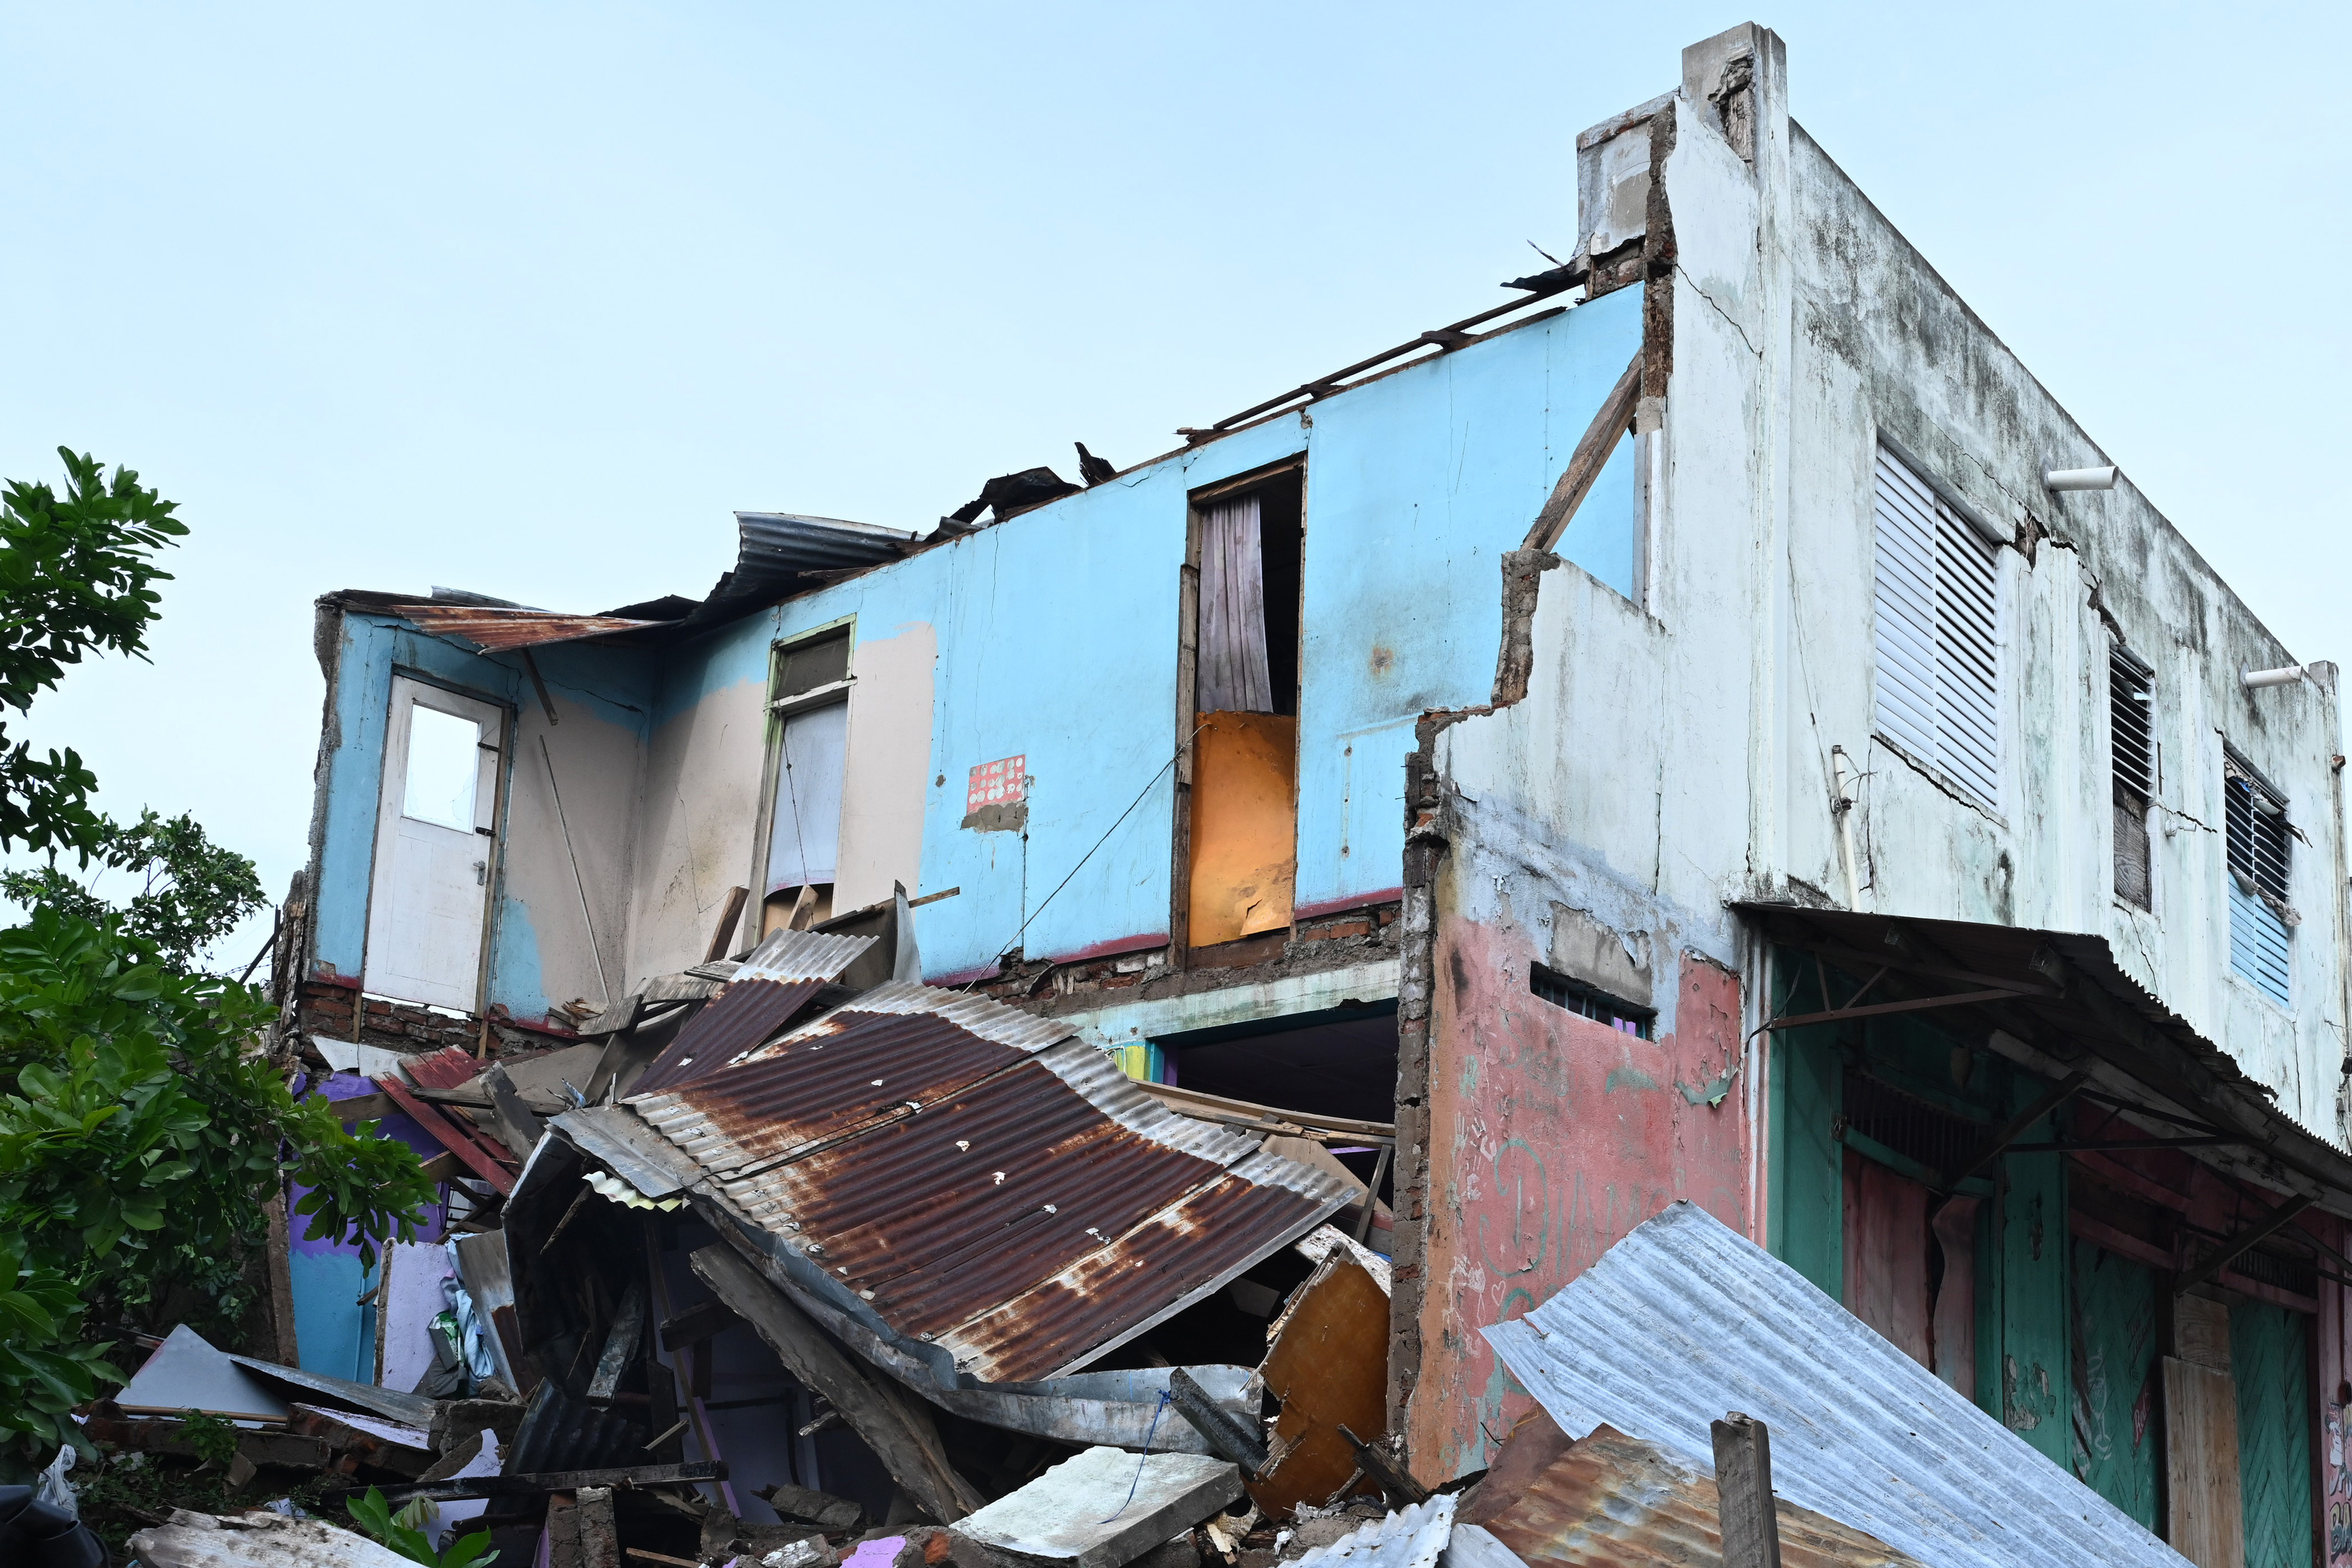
[630,927,875,1095]
[1483,1203,2190,1568]
[624,979,1353,1382]
[1293,1495,1457,1568]
[736,511,916,574]
[1461,1424,1921,1568]
[386,602,666,651]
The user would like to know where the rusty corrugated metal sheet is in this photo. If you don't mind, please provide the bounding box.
[1461,1425,1921,1568]
[396,1044,481,1090]
[629,927,875,1095]
[625,981,1353,1382]
[387,601,667,651]
[1483,1203,2190,1568]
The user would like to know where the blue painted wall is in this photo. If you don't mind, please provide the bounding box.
[314,613,654,1019]
[311,286,1640,992]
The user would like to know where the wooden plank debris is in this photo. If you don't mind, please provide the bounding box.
[689,1243,985,1522]
[1248,1250,1388,1515]
[1711,1413,1784,1568]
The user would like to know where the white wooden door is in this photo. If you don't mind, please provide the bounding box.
[363,677,503,1011]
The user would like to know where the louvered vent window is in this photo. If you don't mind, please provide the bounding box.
[2111,646,2154,909]
[2223,753,2291,1004]
[1872,448,2002,806]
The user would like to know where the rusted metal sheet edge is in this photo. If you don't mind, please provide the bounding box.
[552,1105,695,1200]
[699,1206,1255,1454]
[730,927,876,984]
[636,1036,1274,1185]
[385,603,666,652]
[789,978,1079,1052]
[947,1163,1356,1382]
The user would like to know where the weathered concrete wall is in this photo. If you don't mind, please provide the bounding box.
[1777,121,2348,1135]
[1405,801,1750,1479]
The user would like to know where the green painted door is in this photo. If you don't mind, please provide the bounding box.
[2071,1240,2160,1530]
[2233,1301,2314,1568]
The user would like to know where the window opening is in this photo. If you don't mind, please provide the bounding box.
[2110,644,2154,910]
[1528,962,1653,1038]
[1182,468,1303,951]
[1872,447,2001,805]
[402,702,484,832]
[2223,751,2291,1004]
[763,632,851,935]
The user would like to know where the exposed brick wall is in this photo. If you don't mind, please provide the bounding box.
[292,980,576,1059]
[989,900,1403,1012]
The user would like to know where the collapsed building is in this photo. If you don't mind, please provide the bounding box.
[183,21,2352,1568]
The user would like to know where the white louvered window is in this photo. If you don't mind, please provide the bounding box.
[1872,447,2001,806]
[2111,645,2154,910]
[2223,752,2291,1005]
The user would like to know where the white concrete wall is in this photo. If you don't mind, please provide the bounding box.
[1436,29,2349,1143]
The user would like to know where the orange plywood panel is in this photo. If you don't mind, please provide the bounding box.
[1188,711,1297,948]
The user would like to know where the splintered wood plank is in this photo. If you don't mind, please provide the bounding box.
[1247,1254,1388,1516]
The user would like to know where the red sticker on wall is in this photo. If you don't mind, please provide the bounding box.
[966,755,1027,812]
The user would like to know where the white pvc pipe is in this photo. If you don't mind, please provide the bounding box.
[2242,665,2307,689]
[2044,465,2118,492]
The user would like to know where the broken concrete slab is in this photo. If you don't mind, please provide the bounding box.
[952,1447,1240,1568]
[125,1508,414,1566]
[117,1326,291,1422]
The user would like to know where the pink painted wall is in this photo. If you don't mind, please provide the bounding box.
[2321,1216,2350,1566]
[1409,915,1750,1480]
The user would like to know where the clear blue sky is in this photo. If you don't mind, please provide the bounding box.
[1,2,2343,967]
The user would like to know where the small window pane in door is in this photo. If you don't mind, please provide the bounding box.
[402,704,482,831]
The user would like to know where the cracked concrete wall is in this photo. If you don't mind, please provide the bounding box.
[1778,119,2347,1138]
[1399,18,2349,1479]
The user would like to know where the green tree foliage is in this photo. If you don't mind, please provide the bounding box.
[0,451,187,859]
[1,808,267,971]
[0,452,433,1468]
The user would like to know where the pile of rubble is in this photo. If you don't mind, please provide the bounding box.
[78,897,2181,1568]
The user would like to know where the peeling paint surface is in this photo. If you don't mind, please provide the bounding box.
[1411,909,1748,1479]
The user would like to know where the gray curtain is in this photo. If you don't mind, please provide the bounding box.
[1197,493,1272,713]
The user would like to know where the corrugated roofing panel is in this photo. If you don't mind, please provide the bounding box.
[1292,1495,1456,1568]
[1483,1203,2187,1568]
[387,602,666,651]
[626,981,1353,1382]
[735,511,916,574]
[1462,1424,1922,1568]
[629,927,874,1095]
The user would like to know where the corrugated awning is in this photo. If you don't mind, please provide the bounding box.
[1734,903,2352,1219]
[597,973,1353,1384]
[1486,1203,2180,1568]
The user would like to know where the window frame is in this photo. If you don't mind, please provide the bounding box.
[2222,744,2292,1006]
[2109,642,2156,912]
[1869,441,2006,811]
[748,621,856,943]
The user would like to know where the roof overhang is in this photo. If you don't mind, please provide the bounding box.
[1733,902,2352,1224]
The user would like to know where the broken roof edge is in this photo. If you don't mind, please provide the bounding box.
[1733,902,2352,1218]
